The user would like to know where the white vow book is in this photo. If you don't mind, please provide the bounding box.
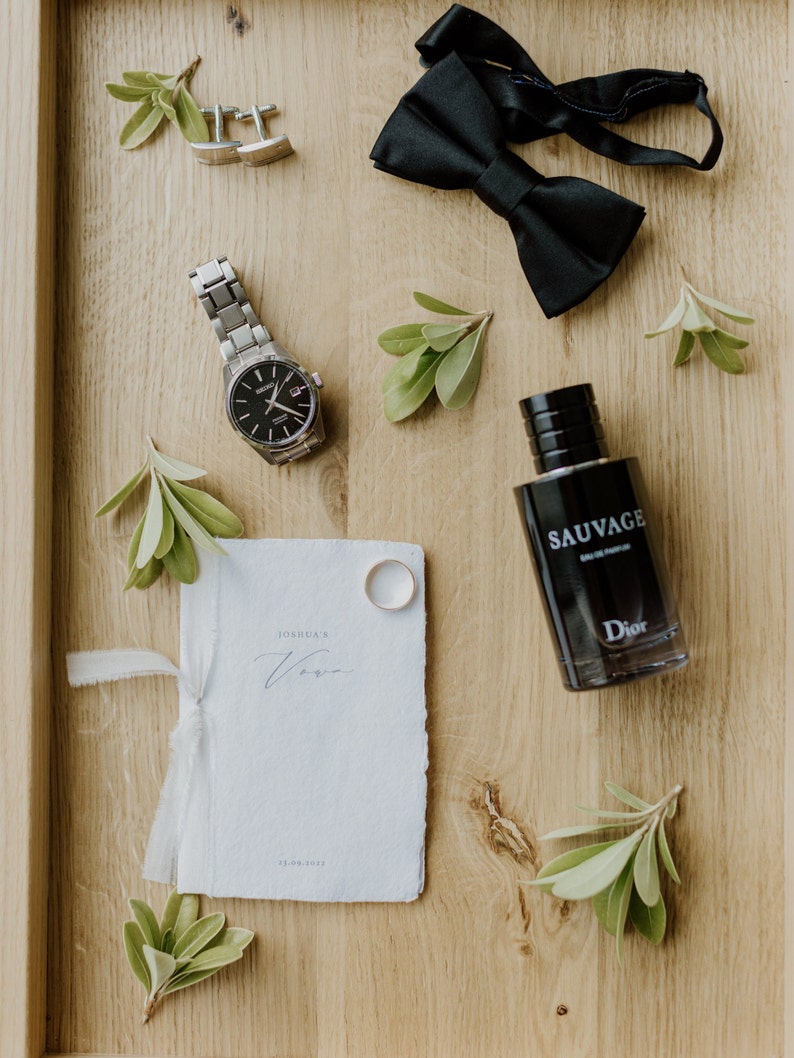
[173,538,427,902]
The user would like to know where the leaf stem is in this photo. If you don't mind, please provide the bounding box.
[141,995,159,1024]
[176,55,201,85]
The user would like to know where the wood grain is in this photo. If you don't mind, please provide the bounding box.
[1,0,791,1054]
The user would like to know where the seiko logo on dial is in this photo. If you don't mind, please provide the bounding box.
[255,382,276,394]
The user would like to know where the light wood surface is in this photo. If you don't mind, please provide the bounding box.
[2,0,792,1055]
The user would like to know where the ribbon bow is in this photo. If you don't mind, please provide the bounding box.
[371,51,645,318]
[415,4,723,170]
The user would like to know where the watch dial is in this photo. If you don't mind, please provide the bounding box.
[228,361,316,446]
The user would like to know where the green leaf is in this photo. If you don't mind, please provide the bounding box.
[713,327,749,349]
[412,291,473,315]
[154,499,175,559]
[204,927,255,952]
[105,82,152,102]
[143,945,176,999]
[149,446,206,481]
[657,817,680,884]
[123,921,152,989]
[162,519,198,584]
[123,561,145,592]
[698,330,746,374]
[159,890,185,936]
[147,72,179,90]
[173,893,200,940]
[126,513,146,572]
[687,284,755,324]
[383,350,442,422]
[176,943,243,973]
[666,798,677,818]
[629,886,666,944]
[136,471,164,568]
[592,856,634,937]
[421,323,470,352]
[122,70,161,88]
[128,898,161,949]
[160,965,228,994]
[644,291,687,338]
[435,320,486,410]
[575,806,648,820]
[633,827,661,907]
[537,829,644,900]
[604,783,652,811]
[119,99,165,149]
[166,480,244,538]
[614,859,635,968]
[681,296,716,334]
[673,329,695,366]
[377,324,428,356]
[172,912,226,960]
[382,344,430,393]
[160,927,174,954]
[133,555,164,590]
[539,822,637,840]
[531,841,617,893]
[157,88,177,122]
[95,460,148,516]
[161,480,227,554]
[174,84,210,143]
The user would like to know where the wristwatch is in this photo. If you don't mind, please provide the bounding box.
[189,256,326,465]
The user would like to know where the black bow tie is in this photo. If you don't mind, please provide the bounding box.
[370,51,645,318]
[415,4,723,171]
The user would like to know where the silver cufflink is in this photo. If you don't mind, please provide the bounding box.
[191,105,242,165]
[235,104,294,166]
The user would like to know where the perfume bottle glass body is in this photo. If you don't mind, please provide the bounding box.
[516,457,688,691]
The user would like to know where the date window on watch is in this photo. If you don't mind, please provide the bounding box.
[290,386,303,397]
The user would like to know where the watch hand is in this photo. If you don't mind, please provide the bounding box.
[268,400,302,416]
[265,380,283,414]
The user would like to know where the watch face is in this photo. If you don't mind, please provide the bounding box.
[227,360,316,447]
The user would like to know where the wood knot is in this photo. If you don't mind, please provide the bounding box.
[225,5,251,34]
[481,782,537,864]
[556,1004,568,1016]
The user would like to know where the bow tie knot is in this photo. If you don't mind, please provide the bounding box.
[473,150,541,219]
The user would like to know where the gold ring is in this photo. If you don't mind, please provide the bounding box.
[364,559,417,611]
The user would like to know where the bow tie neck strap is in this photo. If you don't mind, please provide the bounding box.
[416,4,723,171]
[417,3,548,78]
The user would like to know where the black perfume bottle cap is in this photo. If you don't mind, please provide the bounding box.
[520,383,610,473]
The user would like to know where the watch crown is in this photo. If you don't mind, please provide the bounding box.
[312,372,324,389]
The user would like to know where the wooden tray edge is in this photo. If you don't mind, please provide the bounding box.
[0,0,55,1054]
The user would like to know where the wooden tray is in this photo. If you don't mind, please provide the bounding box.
[3,0,792,1054]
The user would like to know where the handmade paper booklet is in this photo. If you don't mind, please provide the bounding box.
[155,538,427,902]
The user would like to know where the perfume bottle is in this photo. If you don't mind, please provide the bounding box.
[514,383,688,691]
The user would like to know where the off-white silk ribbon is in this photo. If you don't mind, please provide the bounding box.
[66,648,205,885]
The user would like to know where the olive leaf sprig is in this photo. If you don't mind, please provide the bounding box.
[95,437,243,590]
[645,271,754,374]
[105,56,208,150]
[378,291,493,422]
[124,889,254,1024]
[523,782,683,966]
